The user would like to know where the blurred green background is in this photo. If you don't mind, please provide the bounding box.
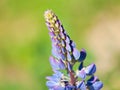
[0,0,120,90]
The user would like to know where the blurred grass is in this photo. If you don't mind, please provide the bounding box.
[0,0,120,90]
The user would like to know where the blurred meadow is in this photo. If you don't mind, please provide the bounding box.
[0,0,120,90]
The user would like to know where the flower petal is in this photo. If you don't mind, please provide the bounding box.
[66,43,71,52]
[77,81,86,90]
[76,69,86,79]
[46,81,58,88]
[85,63,96,75]
[67,52,72,61]
[88,81,103,90]
[66,35,70,44]
[71,41,76,48]
[65,85,75,90]
[53,86,65,90]
[78,62,84,70]
[78,49,86,62]
[87,76,99,85]
[67,62,73,72]
[73,48,80,60]
[58,59,65,69]
[49,56,59,70]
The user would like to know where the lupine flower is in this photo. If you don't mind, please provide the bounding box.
[44,10,103,90]
[49,56,65,71]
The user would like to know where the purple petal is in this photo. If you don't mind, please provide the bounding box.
[78,62,84,70]
[88,81,103,90]
[59,25,64,34]
[52,44,59,52]
[46,76,59,82]
[53,71,63,77]
[52,49,59,59]
[87,76,99,85]
[73,48,80,60]
[61,47,66,54]
[77,81,86,90]
[78,48,86,62]
[49,56,59,70]
[58,59,65,69]
[76,69,86,79]
[67,62,72,72]
[71,41,76,48]
[49,32,55,38]
[51,37,57,44]
[65,85,75,89]
[53,86,65,90]
[59,53,66,60]
[52,71,63,81]
[60,31,65,40]
[46,76,55,80]
[66,43,71,52]
[85,63,96,75]
[52,47,64,60]
[46,81,58,88]
[67,52,72,61]
[49,56,65,71]
[66,36,70,44]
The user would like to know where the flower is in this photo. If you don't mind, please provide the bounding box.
[49,56,65,71]
[46,71,65,90]
[87,76,103,90]
[85,63,96,75]
[77,80,86,90]
[44,10,103,90]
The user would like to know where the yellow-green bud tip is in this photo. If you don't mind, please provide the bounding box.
[44,10,54,20]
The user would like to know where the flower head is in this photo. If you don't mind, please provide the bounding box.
[44,10,103,90]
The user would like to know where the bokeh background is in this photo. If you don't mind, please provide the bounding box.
[0,0,120,90]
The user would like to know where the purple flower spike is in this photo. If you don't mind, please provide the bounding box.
[44,10,103,90]
[85,63,96,75]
